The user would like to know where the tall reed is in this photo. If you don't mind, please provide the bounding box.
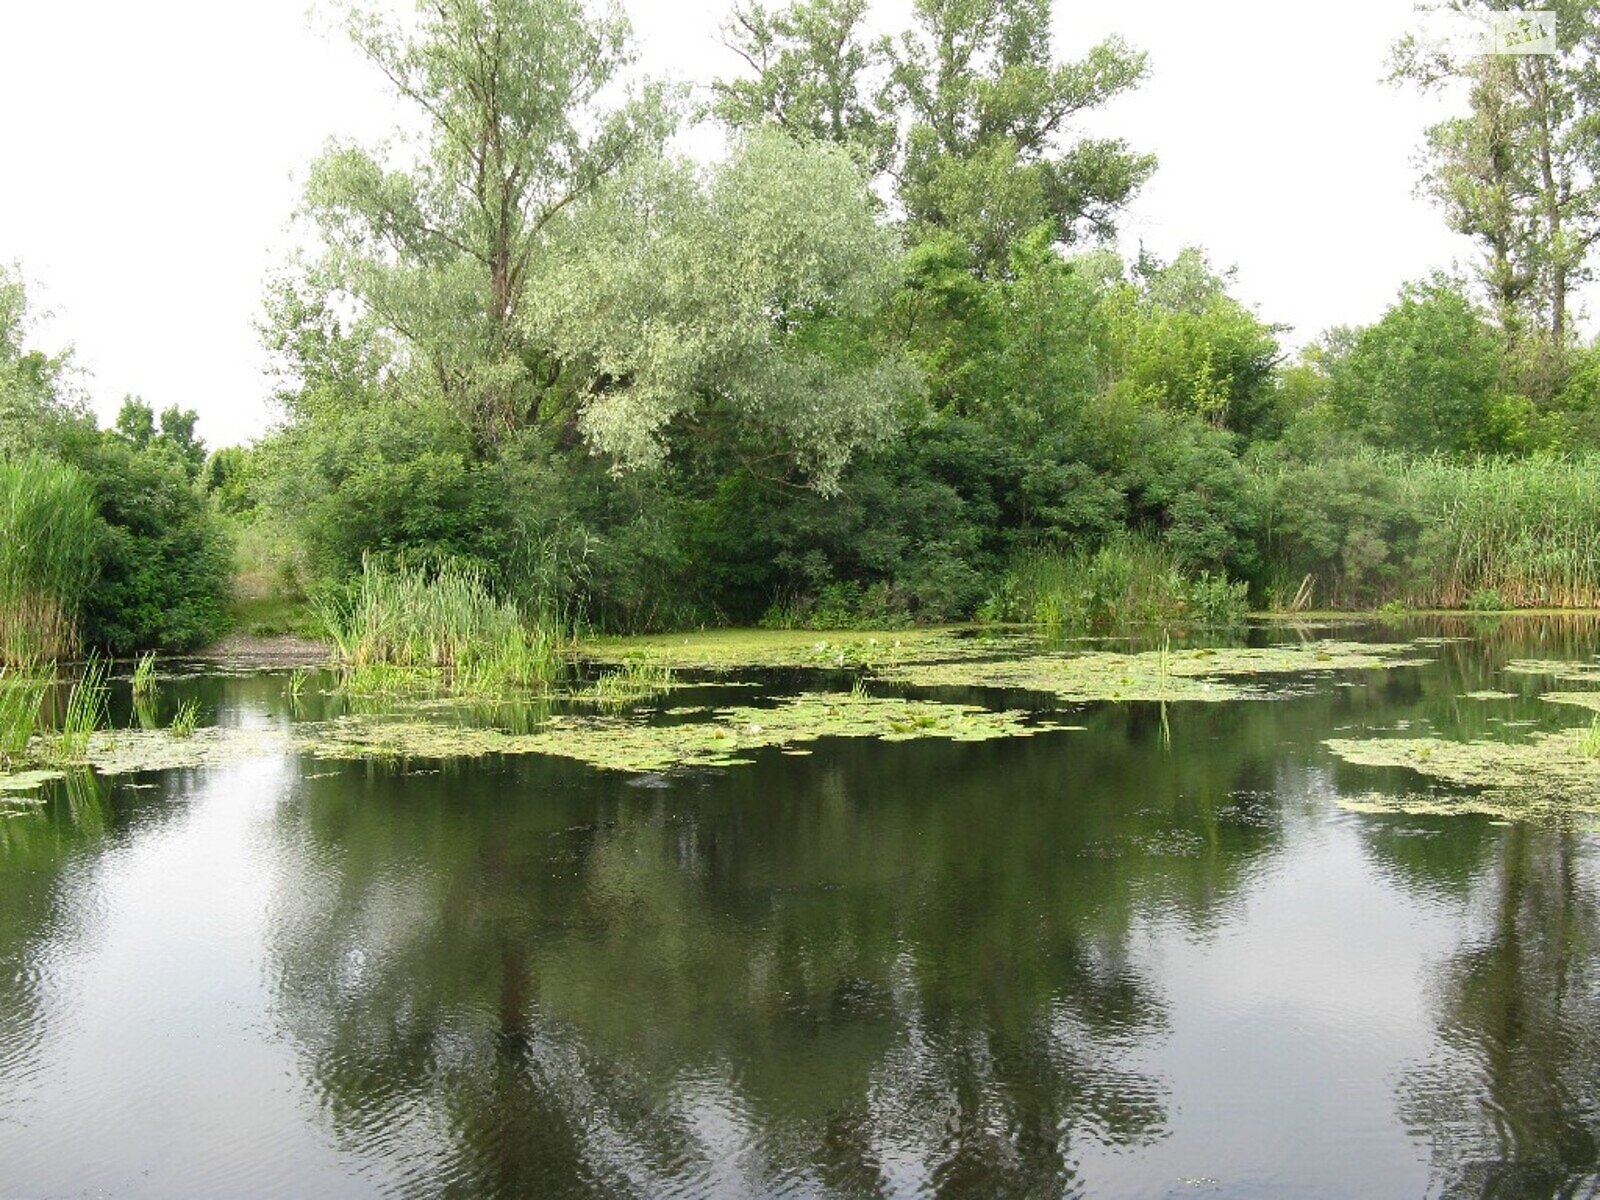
[0,666,50,763]
[981,533,1248,633]
[1256,451,1600,610]
[316,555,566,692]
[52,656,107,762]
[0,456,101,665]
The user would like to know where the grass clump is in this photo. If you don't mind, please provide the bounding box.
[316,555,567,694]
[169,698,201,739]
[51,657,108,762]
[584,661,675,707]
[980,534,1247,633]
[131,651,158,697]
[0,456,100,666]
[0,666,50,765]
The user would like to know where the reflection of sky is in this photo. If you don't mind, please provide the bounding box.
[0,756,380,1199]
[1075,777,1460,1198]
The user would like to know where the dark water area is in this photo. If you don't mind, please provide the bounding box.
[4,617,1600,1198]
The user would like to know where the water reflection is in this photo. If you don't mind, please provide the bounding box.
[1399,827,1600,1197]
[1,620,1599,1196]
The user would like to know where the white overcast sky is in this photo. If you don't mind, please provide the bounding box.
[0,0,1552,447]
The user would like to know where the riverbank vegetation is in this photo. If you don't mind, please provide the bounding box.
[5,0,1600,669]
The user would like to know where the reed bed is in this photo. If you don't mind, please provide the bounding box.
[316,555,566,692]
[1256,452,1600,610]
[0,456,100,665]
[1397,456,1600,609]
[981,533,1248,633]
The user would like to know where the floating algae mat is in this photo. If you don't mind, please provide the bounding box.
[3,692,1078,781]
[304,693,1078,774]
[1325,727,1600,823]
[580,626,1025,671]
[878,640,1429,704]
[1505,658,1600,683]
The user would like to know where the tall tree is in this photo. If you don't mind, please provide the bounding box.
[890,0,1155,272]
[296,0,674,446]
[1394,0,1600,350]
[712,0,1155,274]
[711,0,896,172]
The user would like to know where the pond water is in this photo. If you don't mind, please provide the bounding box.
[3,618,1600,1198]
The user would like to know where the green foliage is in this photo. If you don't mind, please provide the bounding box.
[1326,277,1518,454]
[316,555,566,692]
[294,0,674,443]
[891,0,1154,270]
[0,455,100,664]
[530,128,912,491]
[981,533,1247,633]
[71,432,232,654]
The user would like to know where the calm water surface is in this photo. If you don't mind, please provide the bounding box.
[4,618,1600,1198]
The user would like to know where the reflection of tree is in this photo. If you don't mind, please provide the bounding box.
[266,706,1287,1197]
[1399,827,1600,1196]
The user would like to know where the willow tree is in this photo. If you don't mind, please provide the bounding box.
[296,0,674,445]
[528,129,915,493]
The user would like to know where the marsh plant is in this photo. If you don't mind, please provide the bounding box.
[982,534,1249,634]
[316,556,568,694]
[0,666,50,765]
[52,657,108,762]
[169,699,202,740]
[0,456,100,666]
[131,652,158,697]
[585,661,675,707]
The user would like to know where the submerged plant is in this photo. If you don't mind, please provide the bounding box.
[317,555,568,694]
[585,661,675,707]
[1579,716,1600,759]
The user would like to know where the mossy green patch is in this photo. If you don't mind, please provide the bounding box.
[0,769,64,795]
[304,693,1081,774]
[880,640,1428,703]
[1542,692,1600,713]
[1326,727,1600,823]
[72,727,293,776]
[1505,659,1600,683]
[0,691,1081,782]
[580,626,1021,671]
